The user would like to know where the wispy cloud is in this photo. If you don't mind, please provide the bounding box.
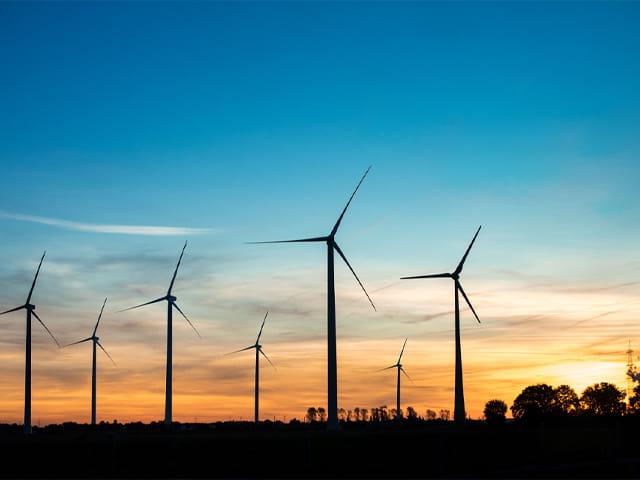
[0,211,212,236]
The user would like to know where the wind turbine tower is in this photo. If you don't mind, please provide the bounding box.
[0,252,60,434]
[249,167,376,429]
[401,226,482,425]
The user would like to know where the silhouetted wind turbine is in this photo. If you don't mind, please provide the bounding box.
[401,226,481,425]
[0,251,60,434]
[227,311,275,423]
[248,167,376,430]
[66,298,115,425]
[380,339,411,422]
[119,241,200,426]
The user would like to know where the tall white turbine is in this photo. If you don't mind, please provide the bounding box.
[0,251,60,434]
[227,311,275,423]
[379,339,411,422]
[401,226,482,424]
[66,298,115,425]
[119,241,200,426]
[248,167,376,430]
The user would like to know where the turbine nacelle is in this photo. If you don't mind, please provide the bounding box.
[26,303,35,311]
[167,295,177,303]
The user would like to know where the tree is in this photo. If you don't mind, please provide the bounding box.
[360,408,369,422]
[390,408,403,420]
[353,407,361,421]
[379,405,389,422]
[483,399,507,425]
[347,409,354,422]
[305,407,317,423]
[552,384,580,415]
[317,407,327,422]
[406,406,418,420]
[338,408,347,422]
[511,384,555,421]
[628,384,640,414]
[580,382,626,416]
[425,409,437,421]
[439,409,450,421]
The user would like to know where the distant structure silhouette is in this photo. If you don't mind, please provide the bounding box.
[0,251,60,433]
[379,338,411,422]
[248,166,376,430]
[119,241,200,426]
[65,298,115,425]
[227,311,275,423]
[401,226,482,424]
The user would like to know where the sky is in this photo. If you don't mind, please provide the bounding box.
[1,1,640,424]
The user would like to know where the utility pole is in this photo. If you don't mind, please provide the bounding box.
[626,340,635,403]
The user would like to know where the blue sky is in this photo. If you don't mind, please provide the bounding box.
[1,2,640,423]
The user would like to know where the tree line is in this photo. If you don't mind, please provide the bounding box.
[304,380,640,424]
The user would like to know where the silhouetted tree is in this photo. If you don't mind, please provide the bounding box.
[306,407,318,423]
[552,385,581,415]
[483,399,507,425]
[580,382,625,416]
[379,405,389,422]
[353,407,361,421]
[360,408,369,422]
[628,384,640,414]
[338,408,347,422]
[425,409,436,421]
[439,409,450,421]
[390,408,403,420]
[318,407,327,422]
[347,409,354,422]
[406,406,418,420]
[511,384,555,421]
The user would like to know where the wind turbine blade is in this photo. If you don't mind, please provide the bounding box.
[333,242,376,311]
[457,282,481,323]
[225,345,255,355]
[117,296,166,313]
[167,241,187,295]
[330,166,371,236]
[96,341,116,365]
[0,305,25,316]
[377,365,397,372]
[26,251,46,304]
[64,337,93,347]
[398,338,408,364]
[32,311,60,347]
[259,348,276,370]
[400,367,413,382]
[172,302,201,338]
[256,311,268,344]
[454,225,482,275]
[246,236,327,244]
[400,273,451,280]
[92,297,108,336]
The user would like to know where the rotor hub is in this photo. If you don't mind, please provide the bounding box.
[167,295,177,302]
[26,303,35,310]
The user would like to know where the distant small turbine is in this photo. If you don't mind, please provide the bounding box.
[119,241,200,426]
[227,311,275,423]
[401,226,482,424]
[248,167,376,430]
[0,251,60,434]
[65,298,115,425]
[380,338,411,422]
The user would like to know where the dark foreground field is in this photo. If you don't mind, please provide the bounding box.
[2,418,640,478]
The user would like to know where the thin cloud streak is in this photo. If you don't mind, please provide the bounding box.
[0,211,212,236]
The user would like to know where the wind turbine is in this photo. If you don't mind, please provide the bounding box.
[65,297,115,425]
[0,251,60,434]
[119,241,200,426]
[401,226,481,425]
[380,338,411,422]
[248,167,376,429]
[227,311,275,423]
